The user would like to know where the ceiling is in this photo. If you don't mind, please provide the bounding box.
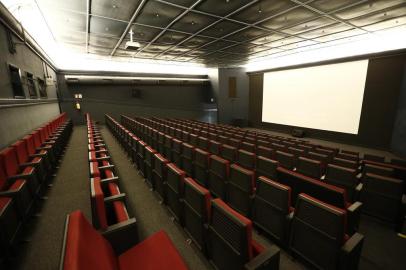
[35,0,406,67]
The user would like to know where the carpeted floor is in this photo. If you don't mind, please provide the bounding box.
[9,125,406,270]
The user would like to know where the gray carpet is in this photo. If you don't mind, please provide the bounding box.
[12,126,91,270]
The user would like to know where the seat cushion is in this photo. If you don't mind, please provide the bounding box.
[118,230,188,270]
[63,211,118,270]
[9,179,26,191]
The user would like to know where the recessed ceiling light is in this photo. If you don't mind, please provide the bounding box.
[155,13,160,18]
[258,7,262,14]
[191,20,196,25]
[112,4,117,8]
[105,27,109,31]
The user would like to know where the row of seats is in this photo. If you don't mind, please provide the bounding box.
[119,115,363,235]
[123,115,405,231]
[106,114,281,270]
[108,114,365,270]
[0,113,72,265]
[59,114,189,270]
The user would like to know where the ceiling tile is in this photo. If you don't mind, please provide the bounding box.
[42,9,86,33]
[88,46,111,55]
[200,20,246,38]
[221,43,256,54]
[89,34,120,48]
[200,40,236,52]
[250,33,286,45]
[363,16,406,31]
[260,6,318,30]
[163,0,197,7]
[349,6,406,27]
[231,0,298,24]
[90,16,127,37]
[335,0,405,20]
[271,36,304,48]
[226,27,271,42]
[171,12,217,33]
[195,0,253,17]
[181,36,216,48]
[54,30,86,45]
[313,28,366,42]
[91,0,140,21]
[37,0,86,13]
[128,24,162,42]
[144,44,172,53]
[156,31,190,45]
[298,23,353,39]
[135,1,184,28]
[283,16,336,35]
[309,0,363,13]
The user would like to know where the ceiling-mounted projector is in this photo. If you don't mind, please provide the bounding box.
[124,41,141,51]
[125,29,140,51]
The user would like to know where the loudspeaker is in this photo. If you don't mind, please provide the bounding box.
[292,129,305,138]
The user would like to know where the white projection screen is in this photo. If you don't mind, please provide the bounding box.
[262,60,369,134]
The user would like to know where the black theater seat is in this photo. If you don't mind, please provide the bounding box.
[152,153,169,202]
[289,194,364,270]
[166,164,186,224]
[296,156,323,179]
[275,150,295,170]
[0,196,21,263]
[252,176,292,244]
[181,143,195,177]
[220,144,237,163]
[331,157,359,171]
[325,164,360,202]
[183,177,211,252]
[236,149,256,170]
[363,154,385,163]
[193,148,210,187]
[144,146,157,188]
[256,145,275,159]
[208,155,230,200]
[171,138,183,168]
[60,211,188,270]
[363,163,394,177]
[227,164,255,217]
[256,156,278,181]
[360,173,404,228]
[209,140,222,155]
[208,199,280,270]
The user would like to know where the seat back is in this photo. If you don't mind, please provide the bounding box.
[296,157,322,179]
[290,194,346,270]
[241,142,255,153]
[275,150,295,170]
[221,144,237,163]
[208,155,230,199]
[363,164,394,177]
[256,146,274,159]
[166,164,186,221]
[208,199,254,270]
[236,149,256,170]
[227,165,255,216]
[209,140,221,155]
[61,210,118,270]
[197,136,210,150]
[360,173,403,223]
[23,135,36,156]
[331,157,358,170]
[252,177,291,242]
[256,156,278,180]
[363,154,385,163]
[277,167,347,209]
[0,147,19,177]
[12,141,29,164]
[194,148,210,186]
[183,178,211,250]
[391,158,406,167]
[325,164,358,200]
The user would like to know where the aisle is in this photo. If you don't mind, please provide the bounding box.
[13,126,91,270]
[101,126,213,270]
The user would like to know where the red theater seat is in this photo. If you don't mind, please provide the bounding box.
[60,211,188,270]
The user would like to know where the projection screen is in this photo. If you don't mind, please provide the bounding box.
[262,60,369,134]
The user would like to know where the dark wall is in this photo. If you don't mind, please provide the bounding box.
[248,53,406,150]
[57,75,217,125]
[0,22,60,149]
[391,65,406,157]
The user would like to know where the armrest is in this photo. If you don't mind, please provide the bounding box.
[353,183,363,202]
[100,176,119,184]
[91,156,111,162]
[8,171,35,182]
[0,181,25,195]
[95,149,108,153]
[347,201,363,235]
[38,146,52,150]
[339,233,364,270]
[98,164,115,171]
[20,161,40,167]
[30,153,46,158]
[244,245,280,270]
[104,193,126,204]
[102,218,139,256]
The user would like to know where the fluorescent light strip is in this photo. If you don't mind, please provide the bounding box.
[64,75,209,81]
